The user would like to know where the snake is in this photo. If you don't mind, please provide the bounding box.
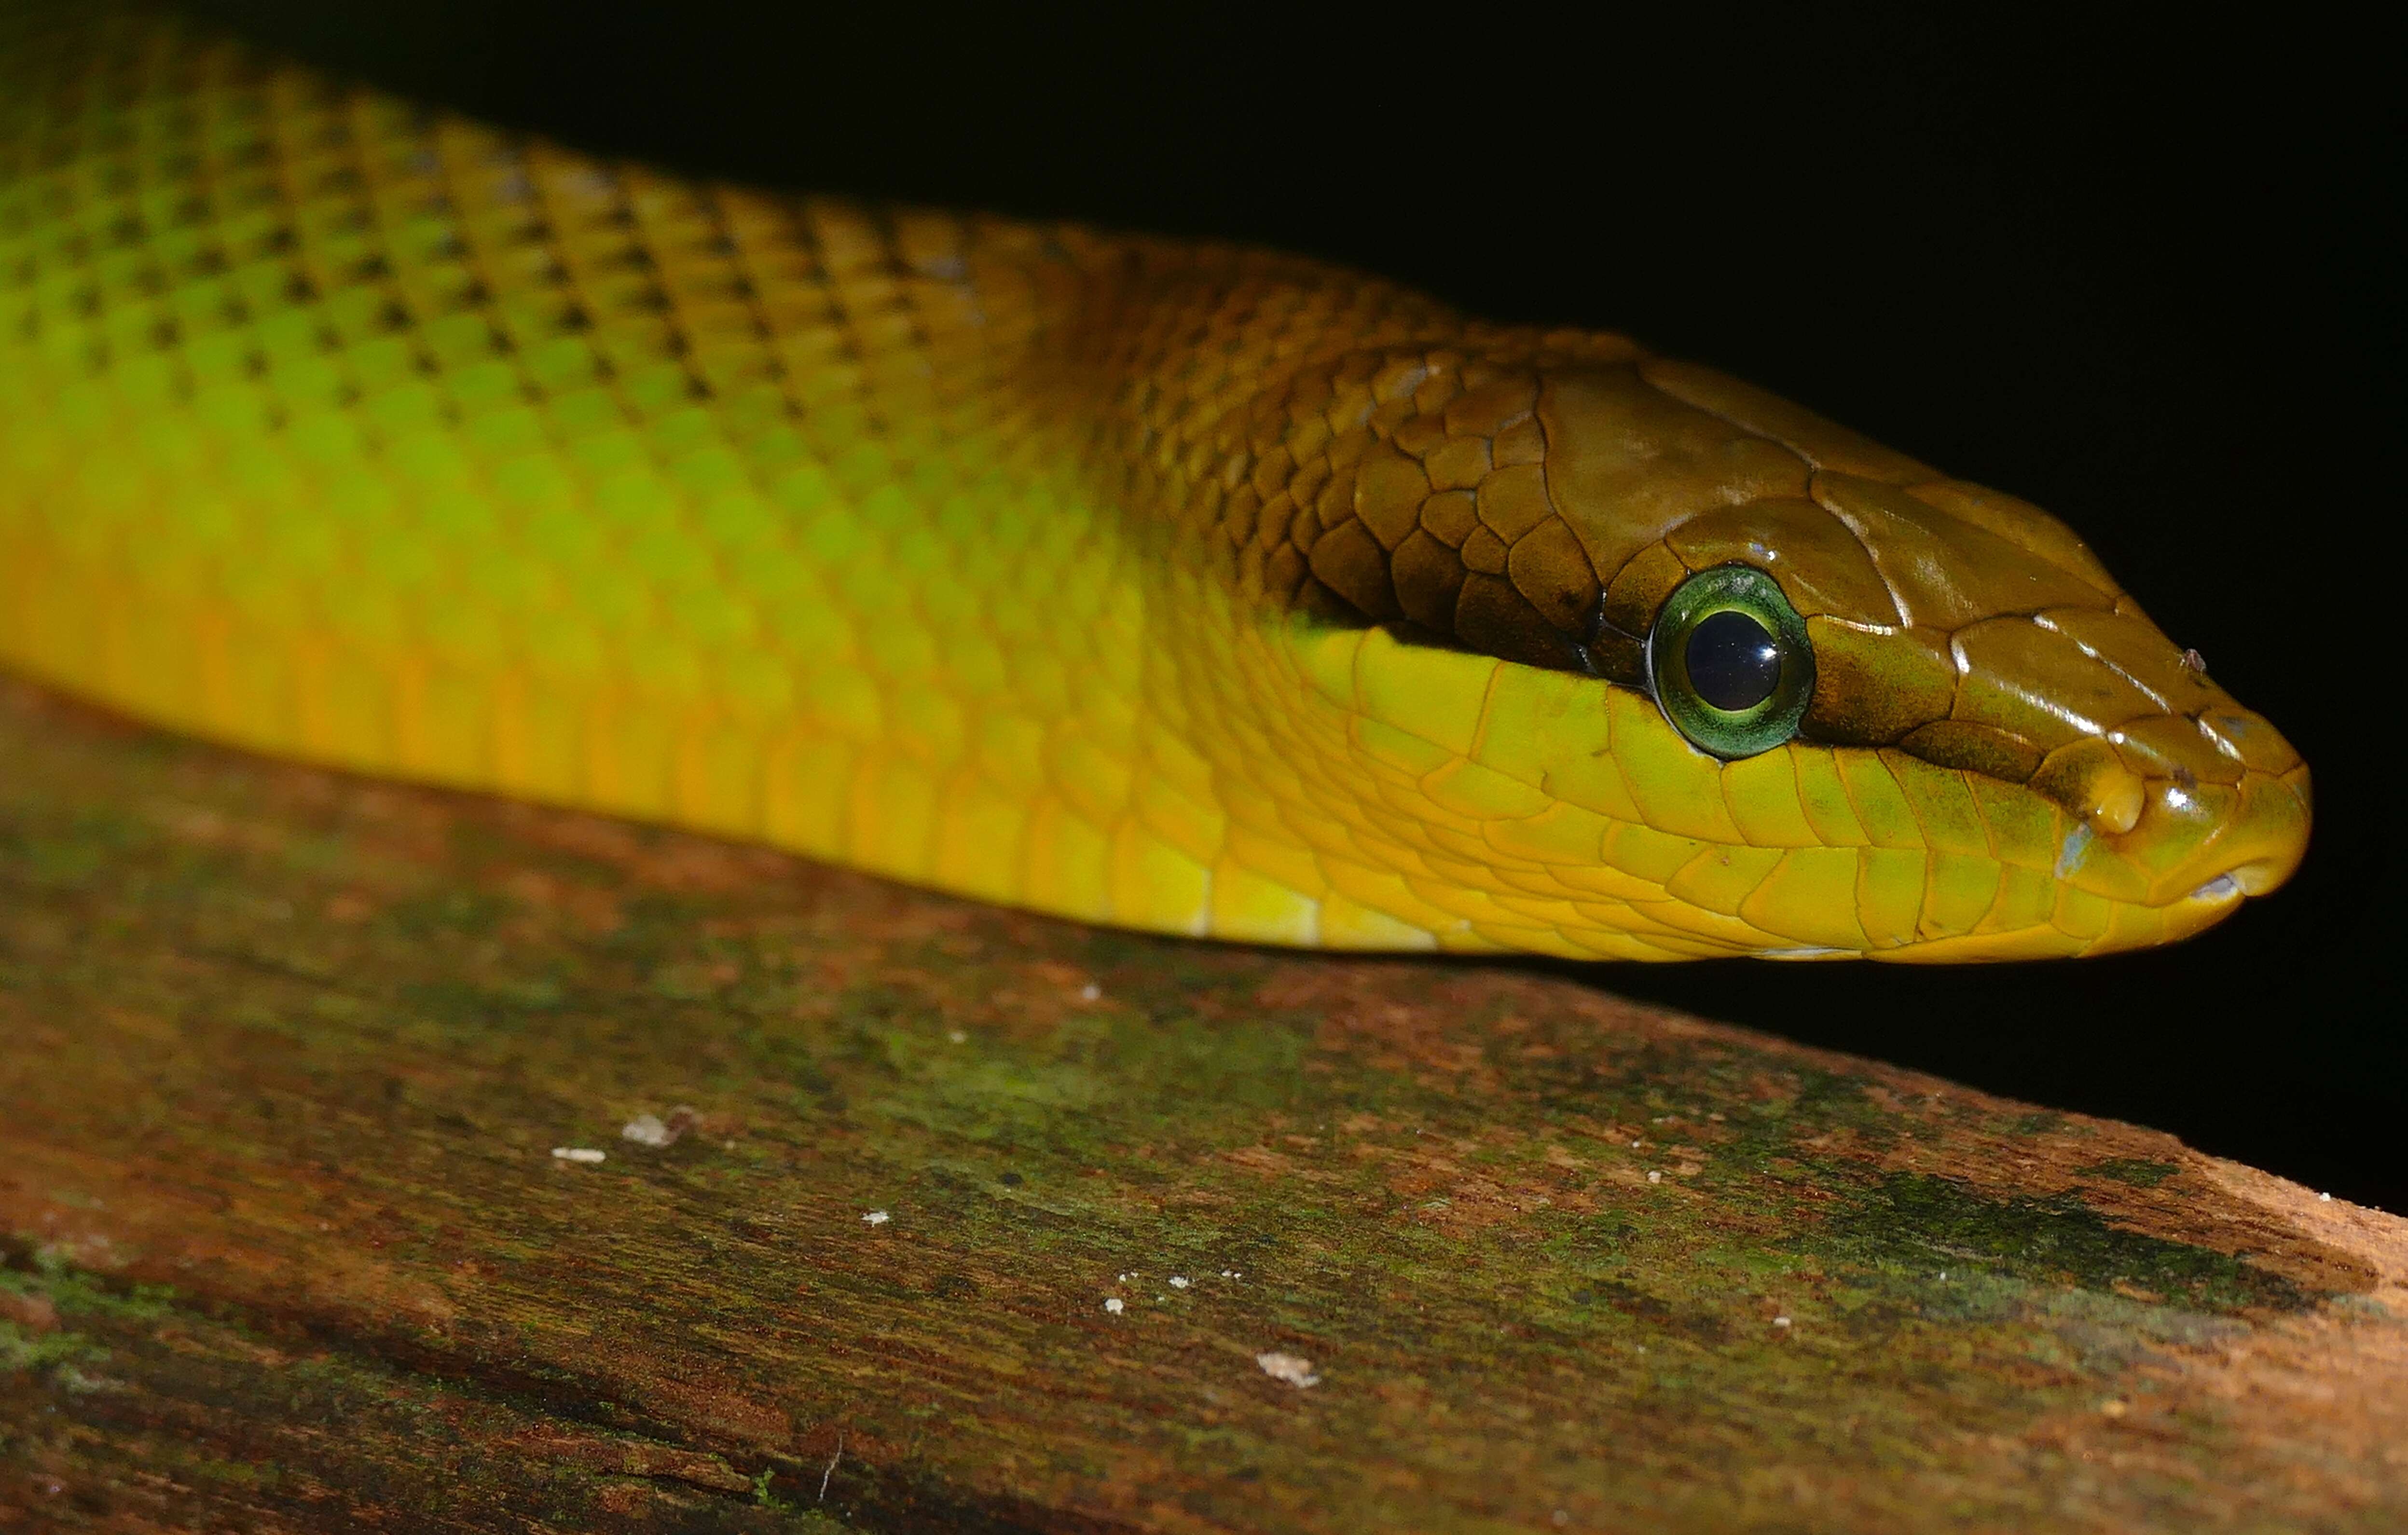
[0,5,2311,962]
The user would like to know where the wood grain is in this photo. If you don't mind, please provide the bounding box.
[1,679,2401,1533]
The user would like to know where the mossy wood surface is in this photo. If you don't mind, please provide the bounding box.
[1,679,2403,1534]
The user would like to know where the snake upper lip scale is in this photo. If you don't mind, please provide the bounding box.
[0,5,2309,963]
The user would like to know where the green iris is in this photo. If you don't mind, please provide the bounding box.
[1647,564,1815,759]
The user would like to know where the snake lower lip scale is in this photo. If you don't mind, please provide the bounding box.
[0,7,2311,963]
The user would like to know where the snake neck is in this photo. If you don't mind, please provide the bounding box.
[1043,239,1653,688]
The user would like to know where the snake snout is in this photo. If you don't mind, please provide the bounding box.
[2196,766,2312,898]
[2017,686,2310,955]
[2122,760,2312,912]
[2224,847,2300,897]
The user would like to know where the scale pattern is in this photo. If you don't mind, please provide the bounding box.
[0,7,2310,960]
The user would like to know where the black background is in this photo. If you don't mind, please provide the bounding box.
[179,2,2400,1206]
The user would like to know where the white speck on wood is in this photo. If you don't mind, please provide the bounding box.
[620,1105,697,1148]
[1104,1297,1124,1315]
[862,1209,890,1226]
[550,1147,605,1164]
[1169,1275,1189,1288]
[1255,1351,1320,1388]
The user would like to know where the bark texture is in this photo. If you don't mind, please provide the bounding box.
[1,679,2402,1533]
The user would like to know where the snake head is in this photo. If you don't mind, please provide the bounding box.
[1234,340,2308,959]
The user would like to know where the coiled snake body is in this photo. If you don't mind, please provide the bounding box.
[0,8,2310,960]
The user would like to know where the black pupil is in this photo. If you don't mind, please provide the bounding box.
[1684,610,1783,712]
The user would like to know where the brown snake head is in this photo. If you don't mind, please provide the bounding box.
[1199,323,2309,958]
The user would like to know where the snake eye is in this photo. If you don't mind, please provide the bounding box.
[1647,564,1815,758]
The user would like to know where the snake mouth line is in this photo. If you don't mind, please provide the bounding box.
[2183,854,2303,905]
[2189,875,2243,903]
[2177,849,2295,907]
[2217,854,2298,898]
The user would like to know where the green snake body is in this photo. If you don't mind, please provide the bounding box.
[0,7,2310,959]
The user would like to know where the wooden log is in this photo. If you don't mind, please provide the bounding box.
[2,677,2403,1533]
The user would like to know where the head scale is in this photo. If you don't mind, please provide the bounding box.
[1219,337,2307,960]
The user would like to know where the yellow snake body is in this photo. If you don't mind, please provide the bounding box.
[0,10,2310,960]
